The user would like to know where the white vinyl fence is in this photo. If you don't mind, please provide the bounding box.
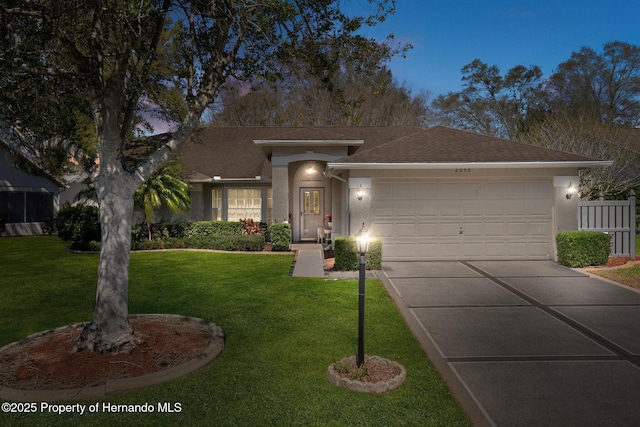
[578,191,636,258]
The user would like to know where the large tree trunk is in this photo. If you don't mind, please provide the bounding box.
[75,170,139,353]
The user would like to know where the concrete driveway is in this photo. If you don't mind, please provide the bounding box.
[379,261,640,427]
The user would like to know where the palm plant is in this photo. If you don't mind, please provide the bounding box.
[134,162,190,241]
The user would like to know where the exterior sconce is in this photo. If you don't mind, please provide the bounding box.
[566,183,577,199]
[356,185,365,201]
[306,164,315,174]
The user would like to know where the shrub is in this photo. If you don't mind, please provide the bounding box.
[241,218,262,235]
[54,202,100,243]
[260,222,270,242]
[187,221,244,237]
[42,217,56,235]
[69,240,101,252]
[131,238,187,250]
[334,237,383,270]
[131,236,264,251]
[132,221,195,241]
[270,223,291,251]
[556,231,611,268]
[186,235,265,251]
[131,235,264,252]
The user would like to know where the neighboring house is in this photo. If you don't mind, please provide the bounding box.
[0,139,65,236]
[177,125,612,261]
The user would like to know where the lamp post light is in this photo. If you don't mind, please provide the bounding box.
[355,223,370,368]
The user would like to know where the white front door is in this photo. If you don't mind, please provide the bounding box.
[300,188,324,239]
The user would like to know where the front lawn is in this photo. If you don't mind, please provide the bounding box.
[0,237,469,426]
[588,236,640,290]
[591,264,640,290]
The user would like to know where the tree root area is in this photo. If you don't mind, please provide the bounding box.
[0,316,212,390]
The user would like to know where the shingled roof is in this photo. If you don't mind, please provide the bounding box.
[177,126,423,180]
[334,126,603,165]
[176,125,607,180]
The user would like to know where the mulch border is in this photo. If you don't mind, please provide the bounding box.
[0,314,224,402]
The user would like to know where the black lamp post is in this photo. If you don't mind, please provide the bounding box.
[355,223,370,368]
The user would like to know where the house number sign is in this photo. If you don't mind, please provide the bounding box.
[455,168,472,173]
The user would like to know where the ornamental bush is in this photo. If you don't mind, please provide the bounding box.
[187,221,244,237]
[130,235,264,251]
[132,221,192,241]
[185,235,265,251]
[556,231,611,268]
[270,223,291,251]
[54,202,100,243]
[334,236,383,270]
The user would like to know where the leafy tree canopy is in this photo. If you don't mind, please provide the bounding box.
[0,0,401,352]
[428,41,640,198]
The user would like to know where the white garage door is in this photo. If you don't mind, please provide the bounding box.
[371,179,553,260]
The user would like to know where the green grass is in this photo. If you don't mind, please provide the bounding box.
[592,264,640,290]
[590,235,640,290]
[0,237,469,426]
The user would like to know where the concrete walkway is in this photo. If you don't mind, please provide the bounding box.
[290,243,325,277]
[289,243,375,279]
[379,260,640,427]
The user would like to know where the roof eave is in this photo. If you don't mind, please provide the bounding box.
[255,139,364,157]
[188,176,267,183]
[327,161,614,170]
[255,139,364,146]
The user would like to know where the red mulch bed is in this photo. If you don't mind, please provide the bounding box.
[0,317,212,390]
[602,256,640,268]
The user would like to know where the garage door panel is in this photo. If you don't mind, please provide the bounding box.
[440,243,462,258]
[393,202,415,217]
[529,203,551,216]
[417,242,439,258]
[396,242,417,258]
[440,204,461,217]
[530,181,553,197]
[417,204,438,217]
[485,242,507,257]
[418,223,438,236]
[506,183,528,197]
[461,204,483,216]
[506,242,528,257]
[463,222,483,236]
[416,183,439,198]
[395,183,416,198]
[507,222,528,236]
[375,183,393,199]
[372,200,394,217]
[529,242,551,257]
[483,204,507,216]
[481,183,506,197]
[530,222,550,236]
[506,204,529,215]
[396,223,416,237]
[440,223,461,237]
[372,179,552,261]
[463,243,485,257]
[374,223,394,238]
[484,222,505,236]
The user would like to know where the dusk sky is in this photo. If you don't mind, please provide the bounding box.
[347,0,640,97]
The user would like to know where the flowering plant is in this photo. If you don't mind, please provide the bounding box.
[323,214,332,223]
